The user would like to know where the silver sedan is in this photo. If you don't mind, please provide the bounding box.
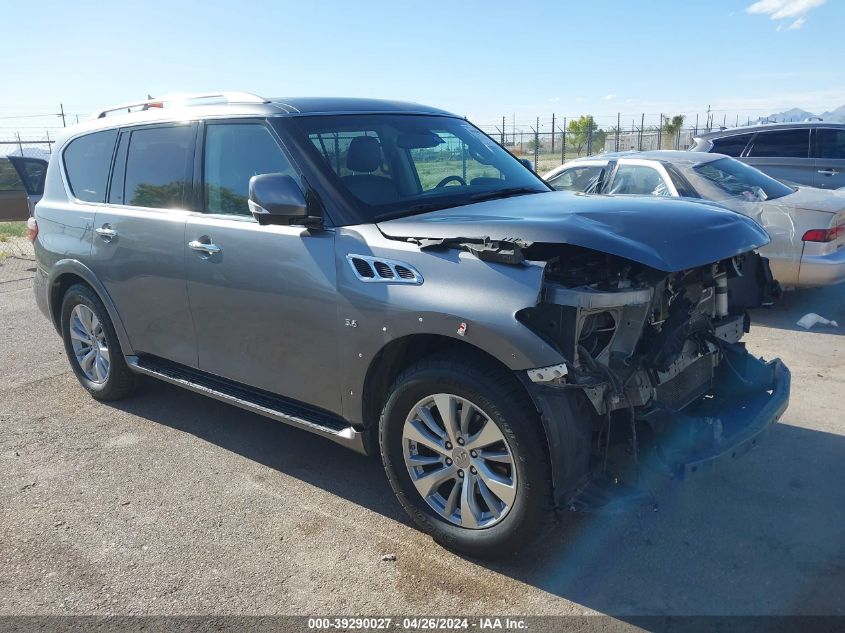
[543,151,845,287]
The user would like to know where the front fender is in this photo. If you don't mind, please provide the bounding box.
[334,226,567,425]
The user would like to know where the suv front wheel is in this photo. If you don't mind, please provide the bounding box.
[379,354,553,558]
[60,283,136,401]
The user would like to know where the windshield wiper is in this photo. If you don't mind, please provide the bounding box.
[468,187,545,203]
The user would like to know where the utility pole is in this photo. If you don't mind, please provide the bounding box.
[639,113,645,150]
[534,117,540,169]
[551,113,555,154]
[615,112,621,152]
[502,116,506,145]
[59,103,66,127]
[561,118,567,164]
[46,130,52,153]
[658,114,663,151]
[16,132,23,157]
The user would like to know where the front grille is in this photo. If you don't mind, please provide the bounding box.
[655,354,714,409]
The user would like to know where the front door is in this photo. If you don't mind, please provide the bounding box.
[89,123,198,367]
[184,120,341,414]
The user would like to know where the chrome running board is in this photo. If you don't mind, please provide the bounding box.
[126,356,366,454]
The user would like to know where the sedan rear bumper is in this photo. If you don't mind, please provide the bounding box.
[798,245,845,286]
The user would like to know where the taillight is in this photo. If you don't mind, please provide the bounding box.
[802,224,845,242]
[26,217,38,242]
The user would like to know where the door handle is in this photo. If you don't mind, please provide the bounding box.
[188,239,221,255]
[95,225,117,240]
[818,169,840,176]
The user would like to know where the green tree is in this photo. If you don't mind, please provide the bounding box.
[567,115,604,156]
[662,115,686,149]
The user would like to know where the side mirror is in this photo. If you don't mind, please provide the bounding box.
[248,173,320,227]
[519,158,533,171]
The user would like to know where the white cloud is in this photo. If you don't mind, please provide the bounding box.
[547,97,560,103]
[603,94,617,101]
[746,0,825,28]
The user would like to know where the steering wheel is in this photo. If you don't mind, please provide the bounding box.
[435,175,467,188]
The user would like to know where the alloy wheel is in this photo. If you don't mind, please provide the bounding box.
[402,393,517,529]
[69,304,110,384]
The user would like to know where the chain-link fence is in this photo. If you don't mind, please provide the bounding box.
[474,112,759,175]
[0,229,36,291]
[0,136,47,289]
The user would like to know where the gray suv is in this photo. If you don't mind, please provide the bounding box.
[690,121,845,189]
[33,93,790,557]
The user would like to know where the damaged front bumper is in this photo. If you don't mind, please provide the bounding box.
[643,348,790,479]
[522,345,790,511]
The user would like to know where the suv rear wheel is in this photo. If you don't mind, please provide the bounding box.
[379,354,553,558]
[60,284,136,401]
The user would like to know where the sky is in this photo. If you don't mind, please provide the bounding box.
[2,0,844,137]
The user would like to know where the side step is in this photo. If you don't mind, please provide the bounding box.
[126,356,366,454]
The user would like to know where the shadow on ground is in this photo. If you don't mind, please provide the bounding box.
[113,378,845,616]
[751,284,845,335]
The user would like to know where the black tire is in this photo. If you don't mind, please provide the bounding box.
[60,283,136,401]
[379,353,553,558]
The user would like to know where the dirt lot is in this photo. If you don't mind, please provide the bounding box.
[1,256,843,618]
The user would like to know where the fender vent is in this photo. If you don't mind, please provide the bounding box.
[374,261,394,278]
[346,255,423,285]
[351,257,375,278]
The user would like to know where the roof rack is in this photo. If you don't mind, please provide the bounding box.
[91,92,270,119]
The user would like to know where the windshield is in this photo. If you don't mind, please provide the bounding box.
[289,114,549,221]
[690,157,794,202]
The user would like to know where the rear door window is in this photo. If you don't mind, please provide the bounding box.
[547,165,604,192]
[0,158,24,192]
[63,129,118,202]
[816,129,845,159]
[8,157,47,195]
[748,129,810,158]
[709,133,753,157]
[116,125,195,209]
[608,164,672,196]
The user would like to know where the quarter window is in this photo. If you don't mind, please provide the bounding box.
[710,133,753,157]
[63,129,118,202]
[204,123,298,216]
[748,129,810,158]
[119,126,194,209]
[816,129,845,160]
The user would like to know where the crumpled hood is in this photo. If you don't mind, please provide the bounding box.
[377,191,770,272]
[777,187,845,214]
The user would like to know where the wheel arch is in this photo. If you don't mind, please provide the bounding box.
[47,259,134,355]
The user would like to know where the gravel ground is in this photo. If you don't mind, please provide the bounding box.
[1,264,843,618]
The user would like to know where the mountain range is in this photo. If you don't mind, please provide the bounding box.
[753,105,845,124]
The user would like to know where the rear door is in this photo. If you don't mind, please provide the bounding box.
[743,128,813,185]
[184,119,341,413]
[0,157,30,220]
[813,127,845,189]
[7,156,47,214]
[88,123,199,367]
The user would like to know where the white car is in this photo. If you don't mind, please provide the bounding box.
[544,151,845,287]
